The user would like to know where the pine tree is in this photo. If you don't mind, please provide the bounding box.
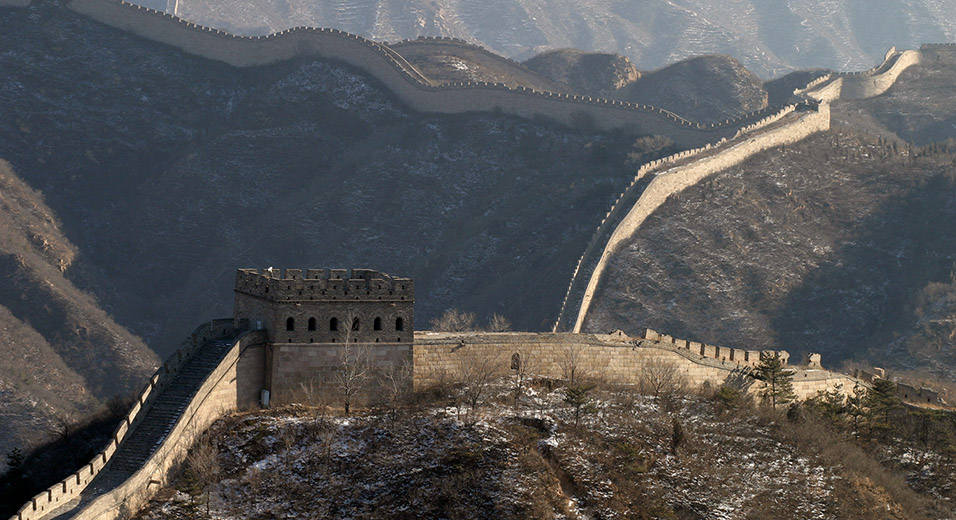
[563,384,595,427]
[845,385,867,438]
[752,352,796,409]
[865,378,902,438]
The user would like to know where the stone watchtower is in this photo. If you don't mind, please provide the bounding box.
[233,268,414,402]
[234,268,414,344]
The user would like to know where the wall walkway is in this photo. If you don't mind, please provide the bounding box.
[10,322,266,520]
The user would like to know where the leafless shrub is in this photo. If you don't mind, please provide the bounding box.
[50,411,76,442]
[374,360,414,421]
[638,358,687,407]
[186,435,221,514]
[454,348,502,424]
[486,313,512,332]
[510,349,538,410]
[430,308,477,331]
[560,342,588,385]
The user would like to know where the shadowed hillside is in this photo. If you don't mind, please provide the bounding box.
[0,160,157,472]
[584,131,956,376]
[0,2,649,354]
[836,59,956,145]
[523,49,640,98]
[617,55,769,123]
[154,0,956,78]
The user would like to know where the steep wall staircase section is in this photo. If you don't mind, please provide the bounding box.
[11,321,266,520]
[45,338,235,519]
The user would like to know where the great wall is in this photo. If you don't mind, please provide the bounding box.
[0,268,909,520]
[3,0,956,517]
[0,0,830,148]
[554,44,956,333]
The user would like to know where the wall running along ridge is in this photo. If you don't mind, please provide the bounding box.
[10,323,267,520]
[558,43,951,332]
[802,49,923,101]
[414,330,864,400]
[58,0,801,148]
[554,103,830,332]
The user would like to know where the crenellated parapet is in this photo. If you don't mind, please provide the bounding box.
[45,0,817,147]
[233,268,414,346]
[638,328,790,368]
[553,100,830,332]
[235,267,413,302]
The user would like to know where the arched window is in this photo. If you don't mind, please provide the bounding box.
[286,317,295,331]
[374,317,382,331]
[308,317,316,331]
[395,317,404,331]
[351,317,360,331]
[330,317,339,331]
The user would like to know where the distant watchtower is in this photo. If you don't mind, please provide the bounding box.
[233,268,414,344]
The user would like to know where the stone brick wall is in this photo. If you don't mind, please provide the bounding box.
[59,329,268,520]
[413,331,861,401]
[921,44,956,65]
[803,48,923,101]
[267,342,412,403]
[9,321,265,520]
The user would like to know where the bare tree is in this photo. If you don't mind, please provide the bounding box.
[638,358,686,399]
[510,349,537,410]
[335,311,370,416]
[51,411,76,442]
[375,360,413,422]
[455,347,501,424]
[486,313,512,332]
[560,342,588,385]
[187,435,221,514]
[430,309,477,332]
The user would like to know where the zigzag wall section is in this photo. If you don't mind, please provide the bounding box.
[803,49,922,101]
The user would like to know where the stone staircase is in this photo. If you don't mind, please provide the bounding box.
[46,337,237,520]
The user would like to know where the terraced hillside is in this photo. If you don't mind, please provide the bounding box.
[158,0,956,77]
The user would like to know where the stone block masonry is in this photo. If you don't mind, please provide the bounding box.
[234,268,414,345]
[234,268,415,403]
[413,331,860,401]
[10,270,869,520]
[10,321,267,520]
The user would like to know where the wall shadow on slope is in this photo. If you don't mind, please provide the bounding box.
[769,169,956,367]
